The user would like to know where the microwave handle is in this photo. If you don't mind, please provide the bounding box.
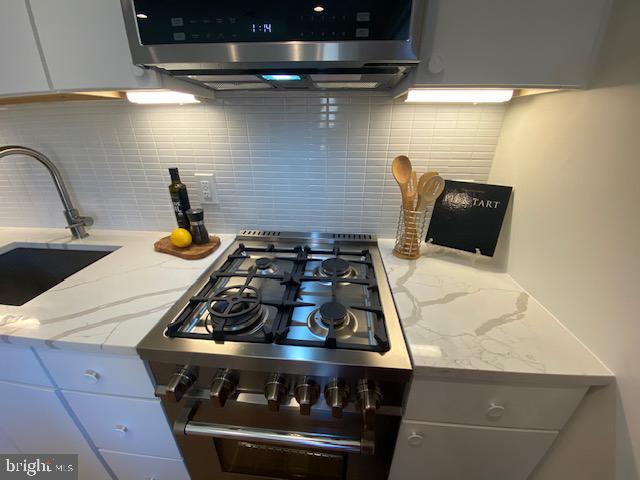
[174,402,367,454]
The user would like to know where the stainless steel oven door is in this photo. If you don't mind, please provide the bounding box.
[168,399,397,480]
[216,440,345,479]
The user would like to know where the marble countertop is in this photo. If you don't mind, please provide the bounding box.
[0,227,235,355]
[0,228,613,385]
[378,240,612,386]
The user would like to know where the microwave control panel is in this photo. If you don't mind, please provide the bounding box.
[131,0,413,44]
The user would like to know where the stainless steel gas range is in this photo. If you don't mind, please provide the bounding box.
[138,231,412,480]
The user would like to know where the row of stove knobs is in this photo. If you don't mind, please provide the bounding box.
[168,366,381,418]
[264,374,382,418]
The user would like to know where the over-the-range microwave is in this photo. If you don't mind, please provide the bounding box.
[120,0,427,91]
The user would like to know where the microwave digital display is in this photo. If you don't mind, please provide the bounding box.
[251,23,273,33]
[131,0,413,45]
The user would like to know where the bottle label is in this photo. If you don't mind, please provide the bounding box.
[171,194,189,229]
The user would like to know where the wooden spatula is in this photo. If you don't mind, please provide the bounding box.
[416,171,439,211]
[416,175,445,212]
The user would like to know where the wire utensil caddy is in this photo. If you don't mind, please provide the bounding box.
[393,206,430,260]
[390,154,445,260]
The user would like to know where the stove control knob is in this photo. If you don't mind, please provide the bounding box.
[210,369,238,408]
[356,379,382,421]
[264,373,288,412]
[166,365,199,403]
[294,378,320,415]
[324,378,350,418]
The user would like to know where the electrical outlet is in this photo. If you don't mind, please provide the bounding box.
[194,173,218,204]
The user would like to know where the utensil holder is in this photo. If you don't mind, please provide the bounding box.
[393,206,429,260]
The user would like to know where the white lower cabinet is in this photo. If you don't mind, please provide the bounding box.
[101,449,190,480]
[0,426,19,454]
[390,420,558,480]
[0,345,188,479]
[0,344,53,386]
[63,390,182,459]
[0,380,111,479]
[36,349,156,399]
[406,378,587,430]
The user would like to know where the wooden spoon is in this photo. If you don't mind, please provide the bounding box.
[417,175,445,211]
[391,155,413,209]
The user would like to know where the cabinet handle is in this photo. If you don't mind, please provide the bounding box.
[131,65,147,78]
[82,369,100,383]
[113,424,128,435]
[407,432,423,447]
[427,54,445,74]
[487,401,506,419]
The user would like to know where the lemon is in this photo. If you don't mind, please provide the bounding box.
[170,228,192,248]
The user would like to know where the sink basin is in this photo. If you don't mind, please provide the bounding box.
[0,244,116,306]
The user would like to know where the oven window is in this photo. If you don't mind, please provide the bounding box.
[215,439,346,480]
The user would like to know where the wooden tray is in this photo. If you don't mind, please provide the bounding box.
[154,235,221,260]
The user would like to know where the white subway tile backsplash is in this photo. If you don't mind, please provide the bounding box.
[0,92,505,235]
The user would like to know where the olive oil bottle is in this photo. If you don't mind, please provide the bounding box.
[168,168,191,229]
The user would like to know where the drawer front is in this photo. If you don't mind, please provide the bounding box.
[0,344,52,386]
[0,427,19,454]
[37,349,155,398]
[389,420,558,480]
[406,378,587,430]
[0,381,111,479]
[101,449,189,480]
[64,390,181,459]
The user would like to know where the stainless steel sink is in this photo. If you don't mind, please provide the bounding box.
[0,244,117,306]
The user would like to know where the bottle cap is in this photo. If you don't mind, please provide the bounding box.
[186,208,204,222]
[169,168,180,181]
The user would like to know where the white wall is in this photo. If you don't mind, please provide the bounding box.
[490,0,640,477]
[0,93,505,235]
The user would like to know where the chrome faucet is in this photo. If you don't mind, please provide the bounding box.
[0,145,93,239]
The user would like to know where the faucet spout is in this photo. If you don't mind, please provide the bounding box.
[0,145,93,239]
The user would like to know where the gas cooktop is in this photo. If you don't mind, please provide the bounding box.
[138,231,411,381]
[166,241,389,352]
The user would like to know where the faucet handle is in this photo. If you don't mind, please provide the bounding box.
[80,216,94,227]
[65,217,93,228]
[64,212,93,238]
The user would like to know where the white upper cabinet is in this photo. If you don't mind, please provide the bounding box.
[29,0,164,91]
[0,0,50,95]
[408,0,611,88]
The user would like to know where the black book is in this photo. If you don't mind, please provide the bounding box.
[426,180,513,257]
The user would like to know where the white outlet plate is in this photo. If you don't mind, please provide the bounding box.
[194,172,218,204]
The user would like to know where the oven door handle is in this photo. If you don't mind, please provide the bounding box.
[174,402,367,454]
[181,421,363,453]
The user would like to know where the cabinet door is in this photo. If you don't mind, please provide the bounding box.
[389,420,557,480]
[101,449,190,480]
[37,349,156,399]
[64,390,182,459]
[413,0,610,87]
[29,0,163,91]
[0,426,20,454]
[0,380,110,479]
[0,0,50,95]
[406,378,586,430]
[0,344,53,386]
